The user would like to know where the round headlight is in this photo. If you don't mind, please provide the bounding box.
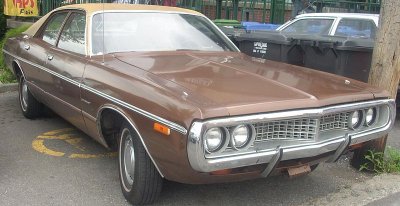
[349,110,363,129]
[231,125,250,148]
[365,107,377,126]
[204,128,224,153]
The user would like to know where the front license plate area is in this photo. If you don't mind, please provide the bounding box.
[287,165,311,177]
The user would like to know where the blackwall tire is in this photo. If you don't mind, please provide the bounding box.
[351,136,388,170]
[118,122,163,205]
[18,75,41,119]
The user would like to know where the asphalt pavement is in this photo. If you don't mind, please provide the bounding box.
[0,91,399,206]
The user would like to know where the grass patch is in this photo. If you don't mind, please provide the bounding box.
[0,25,30,84]
[359,147,400,174]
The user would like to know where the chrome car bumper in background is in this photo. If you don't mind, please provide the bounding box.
[187,99,396,173]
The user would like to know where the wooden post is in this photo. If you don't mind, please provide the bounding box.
[351,0,400,168]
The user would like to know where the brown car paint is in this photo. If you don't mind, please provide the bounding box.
[2,5,391,184]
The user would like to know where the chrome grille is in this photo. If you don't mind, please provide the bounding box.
[254,118,317,141]
[320,112,350,132]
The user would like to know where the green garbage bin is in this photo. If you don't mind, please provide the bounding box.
[213,19,242,28]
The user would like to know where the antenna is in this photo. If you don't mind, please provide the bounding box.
[102,0,105,65]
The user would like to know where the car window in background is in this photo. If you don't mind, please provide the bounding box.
[335,18,377,38]
[58,13,86,55]
[42,12,69,45]
[91,12,237,54]
[281,18,334,35]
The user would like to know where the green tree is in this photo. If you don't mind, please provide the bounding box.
[0,0,7,39]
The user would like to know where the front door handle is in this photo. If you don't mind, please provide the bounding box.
[47,55,54,61]
[24,45,30,50]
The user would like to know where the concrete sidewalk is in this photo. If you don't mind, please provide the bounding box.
[367,192,400,206]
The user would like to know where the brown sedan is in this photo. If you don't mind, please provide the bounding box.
[2,3,396,205]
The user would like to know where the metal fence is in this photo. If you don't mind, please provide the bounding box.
[38,0,381,24]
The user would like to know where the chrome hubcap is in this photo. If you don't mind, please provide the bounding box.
[20,78,28,111]
[123,132,135,186]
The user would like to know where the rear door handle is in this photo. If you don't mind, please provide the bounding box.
[47,55,54,61]
[24,45,30,50]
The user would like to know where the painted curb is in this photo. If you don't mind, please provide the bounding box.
[0,83,18,93]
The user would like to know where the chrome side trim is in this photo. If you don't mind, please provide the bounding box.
[27,81,81,113]
[96,105,164,178]
[81,85,187,135]
[3,49,80,87]
[2,49,187,135]
[82,110,97,122]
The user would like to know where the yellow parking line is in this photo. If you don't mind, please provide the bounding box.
[69,152,117,159]
[32,139,65,157]
[37,134,74,140]
[42,128,75,136]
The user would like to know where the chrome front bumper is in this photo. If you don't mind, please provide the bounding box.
[187,99,396,173]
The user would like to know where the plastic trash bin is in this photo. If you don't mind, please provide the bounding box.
[213,19,242,28]
[235,31,304,66]
[298,35,374,82]
[218,26,246,47]
[241,22,282,31]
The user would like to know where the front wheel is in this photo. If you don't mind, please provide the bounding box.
[351,136,388,170]
[118,122,163,205]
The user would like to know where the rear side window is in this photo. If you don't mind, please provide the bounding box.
[335,18,377,38]
[282,18,334,35]
[42,12,68,45]
[58,13,86,55]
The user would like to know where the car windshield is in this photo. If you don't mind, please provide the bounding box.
[281,18,334,35]
[92,12,237,54]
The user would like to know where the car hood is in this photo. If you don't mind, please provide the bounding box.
[115,51,384,117]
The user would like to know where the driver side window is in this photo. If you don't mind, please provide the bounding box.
[57,13,86,55]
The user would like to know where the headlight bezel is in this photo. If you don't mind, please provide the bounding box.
[365,107,378,127]
[203,127,229,154]
[230,124,256,151]
[348,110,364,130]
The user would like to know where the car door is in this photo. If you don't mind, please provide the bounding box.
[43,11,88,131]
[19,12,69,102]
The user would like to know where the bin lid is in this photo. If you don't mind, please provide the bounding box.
[235,31,293,44]
[218,26,247,37]
[213,19,242,28]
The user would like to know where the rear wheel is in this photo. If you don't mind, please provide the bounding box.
[18,75,41,119]
[118,122,163,205]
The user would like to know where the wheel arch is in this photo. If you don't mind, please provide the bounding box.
[12,59,25,78]
[96,104,164,177]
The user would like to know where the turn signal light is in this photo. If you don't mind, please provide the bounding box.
[154,123,171,135]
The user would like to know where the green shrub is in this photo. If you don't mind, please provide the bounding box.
[0,25,30,83]
[359,147,400,174]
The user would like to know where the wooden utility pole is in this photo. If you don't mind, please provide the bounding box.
[369,0,400,98]
[368,0,400,149]
[352,0,400,168]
